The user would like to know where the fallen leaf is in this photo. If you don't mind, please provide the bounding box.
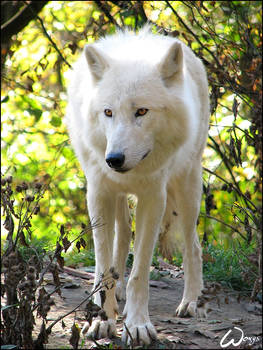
[166,335,181,343]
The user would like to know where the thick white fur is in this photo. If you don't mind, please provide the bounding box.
[65,26,209,346]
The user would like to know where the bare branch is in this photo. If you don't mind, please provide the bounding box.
[31,10,72,69]
[94,1,121,29]
[200,212,247,240]
[1,1,48,44]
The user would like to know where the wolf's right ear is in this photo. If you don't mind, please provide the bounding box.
[84,45,110,82]
[159,42,183,86]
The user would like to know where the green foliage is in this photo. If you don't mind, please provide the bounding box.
[15,237,49,263]
[126,252,134,268]
[152,249,160,267]
[64,249,95,267]
[172,253,183,268]
[203,243,257,290]
[149,269,162,281]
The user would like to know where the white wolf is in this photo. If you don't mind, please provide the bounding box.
[65,26,209,346]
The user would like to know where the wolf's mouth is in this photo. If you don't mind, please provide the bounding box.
[114,168,129,173]
[142,150,151,160]
[112,150,151,174]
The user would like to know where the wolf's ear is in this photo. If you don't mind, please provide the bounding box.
[159,42,183,86]
[84,45,110,82]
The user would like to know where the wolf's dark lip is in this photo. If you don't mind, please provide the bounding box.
[113,168,130,173]
[142,150,150,160]
[111,151,150,174]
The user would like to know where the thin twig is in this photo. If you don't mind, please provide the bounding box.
[94,1,121,29]
[200,212,247,240]
[36,15,72,69]
[203,166,257,210]
[165,1,253,107]
[46,291,94,333]
[46,275,115,333]
[32,285,62,312]
[207,132,257,214]
[69,219,102,246]
[165,1,221,67]
[1,3,29,30]
[22,1,72,69]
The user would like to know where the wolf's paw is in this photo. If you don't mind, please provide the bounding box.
[81,318,117,339]
[176,299,207,318]
[121,321,157,346]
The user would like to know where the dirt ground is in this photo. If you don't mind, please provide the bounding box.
[35,263,262,350]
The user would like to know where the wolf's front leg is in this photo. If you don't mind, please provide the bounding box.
[122,187,166,346]
[82,186,118,339]
[113,194,132,301]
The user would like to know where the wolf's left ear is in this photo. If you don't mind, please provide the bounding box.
[159,42,183,85]
[84,45,110,82]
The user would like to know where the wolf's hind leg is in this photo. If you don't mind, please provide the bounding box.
[174,167,206,318]
[159,186,180,262]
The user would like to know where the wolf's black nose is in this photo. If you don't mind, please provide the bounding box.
[106,153,125,169]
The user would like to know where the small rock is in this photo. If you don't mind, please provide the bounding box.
[244,302,262,314]
[149,280,169,289]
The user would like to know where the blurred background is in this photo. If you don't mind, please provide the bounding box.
[1,1,262,294]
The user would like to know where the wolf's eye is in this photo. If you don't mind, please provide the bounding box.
[135,108,148,117]
[104,109,112,117]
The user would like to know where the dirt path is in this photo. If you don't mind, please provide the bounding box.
[39,267,262,349]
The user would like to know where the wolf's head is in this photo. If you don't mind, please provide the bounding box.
[84,37,187,174]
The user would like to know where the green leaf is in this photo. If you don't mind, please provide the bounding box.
[22,95,42,110]
[28,108,42,122]
[50,115,62,127]
[1,95,9,103]
[62,146,73,159]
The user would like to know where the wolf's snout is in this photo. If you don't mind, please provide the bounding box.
[106,152,125,169]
